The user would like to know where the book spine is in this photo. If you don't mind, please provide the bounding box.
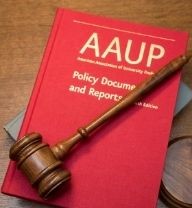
[1,8,63,195]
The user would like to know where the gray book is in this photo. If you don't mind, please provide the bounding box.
[4,109,26,140]
[4,82,192,141]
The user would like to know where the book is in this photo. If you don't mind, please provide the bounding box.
[3,82,192,141]
[1,8,189,208]
[4,109,26,140]
[174,82,192,114]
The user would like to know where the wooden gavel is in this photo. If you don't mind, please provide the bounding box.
[9,52,192,199]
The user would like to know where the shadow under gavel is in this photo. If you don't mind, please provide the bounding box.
[9,53,192,199]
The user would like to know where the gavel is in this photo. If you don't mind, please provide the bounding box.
[9,52,192,199]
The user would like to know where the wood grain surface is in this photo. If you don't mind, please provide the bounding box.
[0,1,192,207]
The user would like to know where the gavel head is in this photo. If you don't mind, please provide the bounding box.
[9,132,71,198]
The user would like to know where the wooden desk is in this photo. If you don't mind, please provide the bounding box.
[0,1,192,207]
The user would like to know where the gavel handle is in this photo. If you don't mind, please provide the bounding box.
[51,53,192,160]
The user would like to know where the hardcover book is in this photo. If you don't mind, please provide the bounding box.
[1,8,189,208]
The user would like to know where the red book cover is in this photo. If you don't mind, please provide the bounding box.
[1,8,189,208]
